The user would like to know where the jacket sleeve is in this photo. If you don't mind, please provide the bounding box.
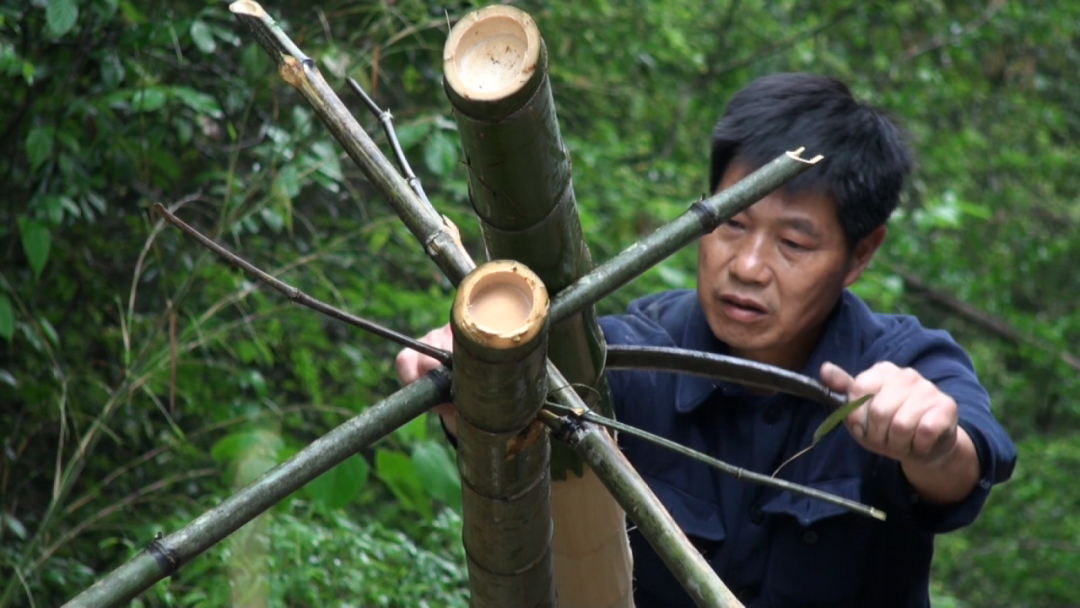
[875,325,1018,533]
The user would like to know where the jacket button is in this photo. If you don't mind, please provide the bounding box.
[803,530,819,544]
[750,505,765,525]
[763,404,782,424]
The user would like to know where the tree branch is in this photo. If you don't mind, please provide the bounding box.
[893,266,1080,372]
[153,203,453,366]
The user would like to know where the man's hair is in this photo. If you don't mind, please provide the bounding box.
[709,73,914,246]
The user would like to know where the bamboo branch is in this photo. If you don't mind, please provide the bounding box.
[345,77,431,207]
[227,0,475,284]
[61,368,452,608]
[605,344,847,410]
[152,203,452,366]
[543,403,885,521]
[541,412,743,608]
[550,149,823,324]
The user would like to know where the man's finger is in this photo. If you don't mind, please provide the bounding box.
[820,361,854,392]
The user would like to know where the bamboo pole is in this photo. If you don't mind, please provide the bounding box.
[228,0,475,284]
[451,261,555,608]
[443,7,632,606]
[61,368,452,608]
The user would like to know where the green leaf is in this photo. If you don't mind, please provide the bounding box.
[812,394,873,444]
[423,130,458,177]
[38,316,59,346]
[17,217,50,280]
[0,294,13,342]
[46,0,79,37]
[26,127,53,171]
[411,441,461,512]
[132,87,167,113]
[0,370,16,387]
[2,514,27,540]
[171,86,222,118]
[189,19,215,54]
[376,449,431,519]
[302,455,369,510]
[394,122,431,151]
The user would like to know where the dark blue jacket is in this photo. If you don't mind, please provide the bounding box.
[598,289,1017,608]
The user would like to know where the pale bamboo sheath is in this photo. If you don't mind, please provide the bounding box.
[444,7,633,607]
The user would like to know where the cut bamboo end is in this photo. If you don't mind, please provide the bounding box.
[444,6,541,102]
[452,260,549,354]
[228,0,264,18]
[551,467,635,608]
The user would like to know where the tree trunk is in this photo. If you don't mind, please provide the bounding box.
[443,7,633,606]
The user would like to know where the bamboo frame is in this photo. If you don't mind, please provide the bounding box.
[60,3,838,607]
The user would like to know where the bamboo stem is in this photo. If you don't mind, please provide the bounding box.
[542,413,743,608]
[550,150,822,324]
[442,7,632,606]
[61,368,452,608]
[451,261,556,608]
[228,0,475,284]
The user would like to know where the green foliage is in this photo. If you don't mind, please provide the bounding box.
[0,0,1075,605]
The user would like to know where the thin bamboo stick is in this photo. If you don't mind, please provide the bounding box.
[61,369,452,608]
[451,261,555,608]
[228,0,475,284]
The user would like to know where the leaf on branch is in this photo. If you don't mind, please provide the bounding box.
[411,440,461,512]
[190,19,216,54]
[303,455,370,510]
[26,127,53,171]
[0,294,13,342]
[46,0,79,37]
[17,216,51,280]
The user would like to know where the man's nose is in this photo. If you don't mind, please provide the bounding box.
[729,236,770,285]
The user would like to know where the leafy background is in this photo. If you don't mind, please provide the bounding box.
[1,0,1076,606]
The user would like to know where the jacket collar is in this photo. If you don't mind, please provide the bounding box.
[673,289,865,414]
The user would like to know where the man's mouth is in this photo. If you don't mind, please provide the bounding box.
[719,294,768,322]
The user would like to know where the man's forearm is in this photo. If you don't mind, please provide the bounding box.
[900,427,980,505]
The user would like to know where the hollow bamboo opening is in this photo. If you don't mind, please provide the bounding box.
[443,6,541,102]
[453,260,549,352]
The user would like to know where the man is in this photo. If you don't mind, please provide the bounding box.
[395,73,1017,607]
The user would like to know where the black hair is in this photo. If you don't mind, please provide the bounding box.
[709,73,914,247]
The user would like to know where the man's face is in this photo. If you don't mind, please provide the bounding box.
[697,163,883,369]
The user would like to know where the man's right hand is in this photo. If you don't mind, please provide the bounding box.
[394,323,458,437]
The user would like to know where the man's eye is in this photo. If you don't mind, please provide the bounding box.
[782,239,806,250]
[725,219,745,230]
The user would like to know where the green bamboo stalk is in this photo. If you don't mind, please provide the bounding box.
[443,4,613,474]
[227,0,475,284]
[550,149,821,324]
[61,368,452,608]
[450,261,555,608]
[541,411,743,608]
[442,8,633,606]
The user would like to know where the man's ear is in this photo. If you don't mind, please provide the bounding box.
[842,225,887,288]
